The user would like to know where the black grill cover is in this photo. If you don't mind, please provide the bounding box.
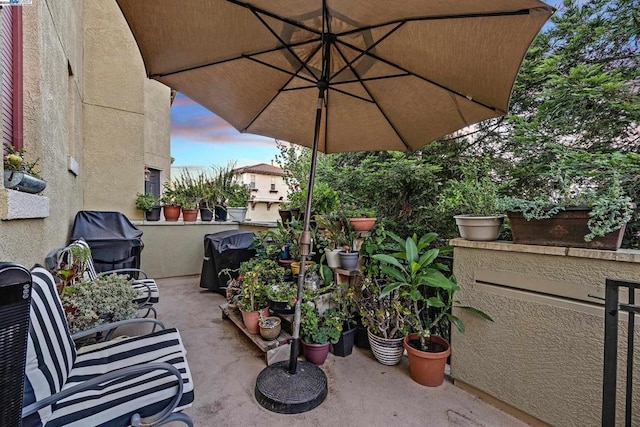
[71,211,144,275]
[200,230,256,295]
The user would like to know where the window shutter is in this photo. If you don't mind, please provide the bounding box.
[0,6,22,149]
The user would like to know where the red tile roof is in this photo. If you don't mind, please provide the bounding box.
[234,163,285,176]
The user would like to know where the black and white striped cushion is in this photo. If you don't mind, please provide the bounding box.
[45,328,194,427]
[24,267,194,426]
[23,267,77,427]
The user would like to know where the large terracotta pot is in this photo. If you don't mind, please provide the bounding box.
[302,340,330,365]
[163,205,181,221]
[403,333,451,386]
[240,307,269,334]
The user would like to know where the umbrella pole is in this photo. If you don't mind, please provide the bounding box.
[288,88,324,374]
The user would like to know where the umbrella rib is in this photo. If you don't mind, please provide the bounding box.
[330,21,405,83]
[225,0,322,36]
[335,38,505,114]
[243,55,317,85]
[240,43,324,132]
[333,42,411,151]
[282,73,410,93]
[248,7,320,80]
[150,39,319,78]
[336,8,534,38]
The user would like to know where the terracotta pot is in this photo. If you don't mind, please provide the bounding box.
[240,307,269,334]
[367,329,404,365]
[182,208,198,222]
[349,217,377,232]
[259,316,281,340]
[302,340,330,365]
[404,334,451,387]
[163,205,181,221]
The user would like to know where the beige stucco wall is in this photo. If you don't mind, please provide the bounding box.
[0,1,171,268]
[450,239,640,426]
[82,0,171,221]
[0,1,84,266]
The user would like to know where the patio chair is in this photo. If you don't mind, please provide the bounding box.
[47,239,160,318]
[22,266,194,427]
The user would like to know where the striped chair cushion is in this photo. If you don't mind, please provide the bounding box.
[23,267,77,427]
[44,328,194,427]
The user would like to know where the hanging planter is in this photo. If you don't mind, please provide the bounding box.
[3,170,46,194]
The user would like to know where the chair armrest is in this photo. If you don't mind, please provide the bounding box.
[22,362,184,425]
[99,268,149,279]
[71,318,165,340]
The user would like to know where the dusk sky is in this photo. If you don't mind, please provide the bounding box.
[170,93,280,169]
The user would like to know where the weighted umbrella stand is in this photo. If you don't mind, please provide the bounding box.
[254,8,331,414]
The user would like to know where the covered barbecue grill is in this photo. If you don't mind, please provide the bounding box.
[71,211,144,276]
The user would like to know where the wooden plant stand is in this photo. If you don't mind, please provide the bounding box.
[219,303,292,365]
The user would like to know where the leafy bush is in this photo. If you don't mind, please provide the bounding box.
[300,303,342,344]
[61,274,137,334]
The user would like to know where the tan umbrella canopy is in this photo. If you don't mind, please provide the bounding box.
[117,0,553,154]
[117,0,553,414]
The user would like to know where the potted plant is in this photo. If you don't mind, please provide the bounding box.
[437,168,505,241]
[237,258,284,333]
[300,302,342,365]
[337,215,361,271]
[197,172,217,222]
[227,182,252,222]
[54,243,92,296]
[374,231,493,386]
[174,170,200,222]
[499,147,636,250]
[330,286,357,357]
[345,208,377,233]
[258,312,282,341]
[211,163,236,221]
[135,192,161,221]
[265,281,297,315]
[316,213,348,269]
[160,181,181,221]
[355,274,413,365]
[60,273,138,334]
[3,143,46,194]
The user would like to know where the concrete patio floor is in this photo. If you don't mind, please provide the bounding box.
[149,275,526,427]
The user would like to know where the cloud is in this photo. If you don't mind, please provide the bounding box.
[170,93,278,148]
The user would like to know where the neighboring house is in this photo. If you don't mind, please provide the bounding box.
[0,1,172,267]
[233,163,286,222]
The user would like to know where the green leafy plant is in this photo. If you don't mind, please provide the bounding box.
[227,182,252,207]
[135,192,158,212]
[437,169,504,216]
[300,303,342,344]
[160,181,181,206]
[374,232,493,351]
[310,182,339,214]
[61,274,137,334]
[355,275,413,339]
[237,258,284,312]
[265,281,297,303]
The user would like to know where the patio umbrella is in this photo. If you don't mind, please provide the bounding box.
[116,0,553,413]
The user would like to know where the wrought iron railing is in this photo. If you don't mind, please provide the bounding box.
[602,279,639,427]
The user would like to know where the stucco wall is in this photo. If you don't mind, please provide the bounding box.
[82,0,171,221]
[240,172,287,222]
[450,239,640,426]
[0,1,84,266]
[0,1,171,268]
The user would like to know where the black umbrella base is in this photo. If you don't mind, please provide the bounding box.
[255,360,327,414]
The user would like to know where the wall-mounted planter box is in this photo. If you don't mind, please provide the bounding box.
[507,208,626,251]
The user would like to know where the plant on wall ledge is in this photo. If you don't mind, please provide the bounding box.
[3,143,47,194]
